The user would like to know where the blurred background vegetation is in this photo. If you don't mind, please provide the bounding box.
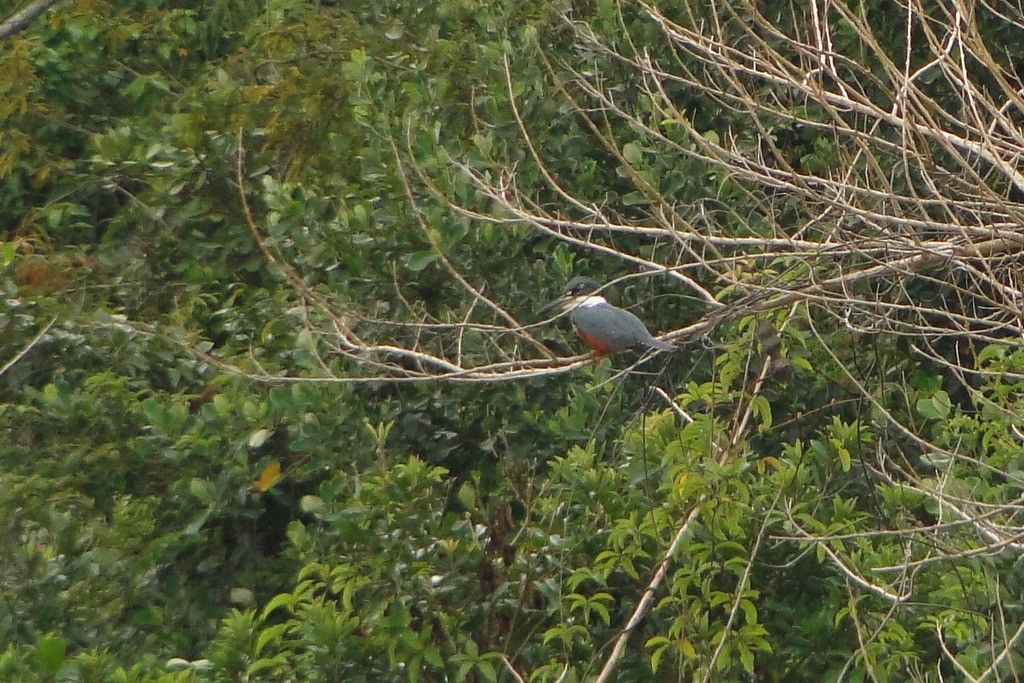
[4,0,1024,681]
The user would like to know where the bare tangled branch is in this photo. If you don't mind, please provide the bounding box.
[223,0,1024,384]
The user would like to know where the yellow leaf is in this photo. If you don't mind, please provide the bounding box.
[254,461,282,492]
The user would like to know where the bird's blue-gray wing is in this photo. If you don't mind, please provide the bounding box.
[570,307,667,352]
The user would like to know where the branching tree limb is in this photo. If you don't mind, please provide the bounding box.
[0,0,60,41]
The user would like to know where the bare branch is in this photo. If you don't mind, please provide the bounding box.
[0,0,60,41]
[0,316,56,377]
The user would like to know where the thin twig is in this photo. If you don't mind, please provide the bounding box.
[0,316,56,377]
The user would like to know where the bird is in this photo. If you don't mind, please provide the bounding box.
[539,276,674,356]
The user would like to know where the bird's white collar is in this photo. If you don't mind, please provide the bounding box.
[574,295,608,308]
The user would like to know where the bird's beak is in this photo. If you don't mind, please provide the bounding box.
[538,294,571,317]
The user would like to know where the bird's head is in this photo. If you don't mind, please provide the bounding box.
[538,276,605,316]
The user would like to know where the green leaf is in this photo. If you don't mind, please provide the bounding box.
[261,592,296,619]
[34,634,67,673]
[189,478,216,504]
[457,482,476,511]
[622,191,647,205]
[792,357,814,372]
[739,642,755,674]
[623,141,643,166]
[751,395,772,431]
[647,635,670,672]
[247,655,284,675]
[473,133,492,156]
[405,250,437,272]
[478,659,497,682]
[140,397,164,427]
[837,445,851,472]
[916,391,951,420]
[0,241,16,267]
[255,623,288,656]
[740,598,758,626]
[424,647,444,669]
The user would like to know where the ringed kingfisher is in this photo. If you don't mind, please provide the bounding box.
[540,276,674,355]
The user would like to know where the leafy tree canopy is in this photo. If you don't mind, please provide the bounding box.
[3,0,1024,681]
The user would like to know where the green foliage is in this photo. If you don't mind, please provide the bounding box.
[4,0,1024,680]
